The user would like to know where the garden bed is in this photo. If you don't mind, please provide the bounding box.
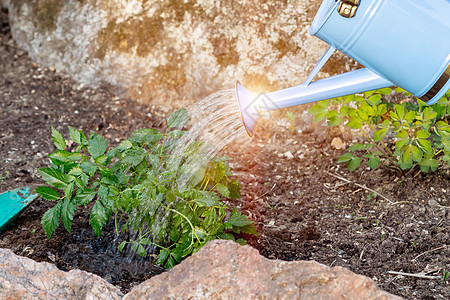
[0,9,449,299]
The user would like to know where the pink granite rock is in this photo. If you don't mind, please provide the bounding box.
[125,240,403,300]
[0,248,122,300]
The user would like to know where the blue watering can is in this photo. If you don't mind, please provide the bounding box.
[236,0,450,137]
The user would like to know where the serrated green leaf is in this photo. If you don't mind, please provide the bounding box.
[228,209,253,227]
[228,179,241,199]
[167,130,185,138]
[51,125,66,150]
[418,157,439,173]
[76,189,97,205]
[422,107,437,122]
[80,173,89,187]
[97,184,109,199]
[216,183,230,198]
[41,201,62,239]
[219,233,235,240]
[337,152,353,163]
[35,186,61,201]
[377,88,392,95]
[211,161,226,182]
[373,127,389,142]
[61,197,76,232]
[416,138,432,154]
[89,200,108,237]
[399,152,413,170]
[240,224,258,235]
[194,191,220,207]
[308,101,329,122]
[80,161,97,176]
[235,238,247,245]
[347,156,361,171]
[346,117,363,129]
[68,167,83,176]
[88,132,108,159]
[116,140,133,152]
[404,145,422,162]
[68,126,81,144]
[96,155,110,166]
[342,94,355,104]
[137,244,146,256]
[394,104,405,120]
[49,151,83,165]
[130,128,164,144]
[156,250,170,266]
[364,90,375,98]
[415,130,431,139]
[167,108,190,128]
[367,155,380,170]
[347,143,365,152]
[38,167,70,188]
[193,227,207,240]
[326,110,343,127]
[121,148,147,167]
[367,94,382,106]
[165,256,176,269]
[64,182,73,201]
[118,241,127,252]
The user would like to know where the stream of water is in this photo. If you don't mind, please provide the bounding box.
[116,88,249,266]
[169,88,247,190]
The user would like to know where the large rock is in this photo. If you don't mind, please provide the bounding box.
[0,248,122,300]
[3,0,357,107]
[125,240,402,300]
[0,241,401,299]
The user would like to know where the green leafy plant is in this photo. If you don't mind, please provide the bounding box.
[0,171,9,182]
[35,109,256,269]
[309,89,450,174]
[286,111,296,134]
[443,270,449,284]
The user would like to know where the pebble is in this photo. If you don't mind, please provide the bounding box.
[284,151,293,159]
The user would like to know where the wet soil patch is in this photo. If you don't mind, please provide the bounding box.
[1,8,449,298]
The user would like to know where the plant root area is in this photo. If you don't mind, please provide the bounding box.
[0,9,449,299]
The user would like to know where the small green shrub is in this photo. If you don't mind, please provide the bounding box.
[36,109,256,269]
[309,89,450,174]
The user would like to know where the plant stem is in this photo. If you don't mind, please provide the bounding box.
[167,208,200,244]
[114,213,119,236]
[360,127,398,167]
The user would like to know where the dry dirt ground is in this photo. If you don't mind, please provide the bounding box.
[1,8,449,299]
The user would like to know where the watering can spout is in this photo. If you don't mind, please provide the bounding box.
[235,68,394,137]
[235,0,450,137]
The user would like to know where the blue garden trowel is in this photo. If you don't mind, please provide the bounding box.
[0,187,37,234]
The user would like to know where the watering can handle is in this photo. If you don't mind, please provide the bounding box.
[303,46,336,86]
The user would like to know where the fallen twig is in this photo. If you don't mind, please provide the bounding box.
[255,183,276,201]
[387,271,438,280]
[412,245,448,262]
[326,171,393,204]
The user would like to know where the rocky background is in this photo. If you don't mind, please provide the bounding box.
[2,0,357,108]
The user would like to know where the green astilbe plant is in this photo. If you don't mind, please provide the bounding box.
[309,89,450,174]
[35,109,256,269]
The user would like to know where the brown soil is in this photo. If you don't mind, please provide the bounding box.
[1,8,449,299]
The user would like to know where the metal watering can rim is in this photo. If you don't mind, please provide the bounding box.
[235,0,450,137]
[310,0,341,36]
